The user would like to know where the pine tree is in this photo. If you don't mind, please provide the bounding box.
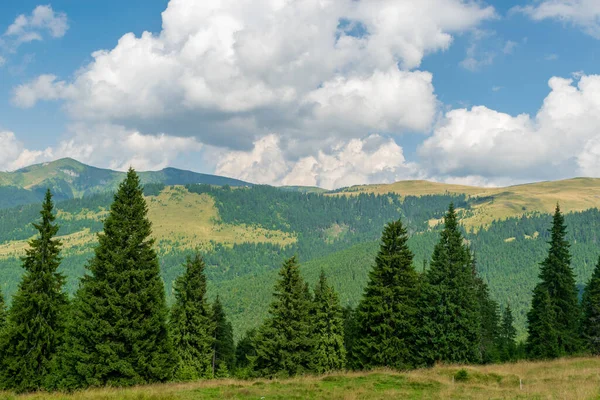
[212,295,235,377]
[581,256,600,354]
[352,219,420,370]
[253,256,313,377]
[170,253,215,380]
[472,256,500,364]
[526,204,581,357]
[419,204,481,365]
[55,169,175,389]
[235,328,257,376]
[498,305,517,362]
[0,190,68,392]
[526,286,559,359]
[0,288,6,333]
[310,271,346,373]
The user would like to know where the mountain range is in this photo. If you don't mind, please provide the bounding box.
[1,158,600,340]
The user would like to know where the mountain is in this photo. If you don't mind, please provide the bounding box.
[1,158,600,341]
[0,158,252,209]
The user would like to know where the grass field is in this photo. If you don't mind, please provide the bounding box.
[336,177,600,228]
[4,357,600,399]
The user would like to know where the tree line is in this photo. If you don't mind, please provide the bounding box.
[0,170,598,393]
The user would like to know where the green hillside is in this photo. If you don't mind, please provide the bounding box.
[0,158,251,209]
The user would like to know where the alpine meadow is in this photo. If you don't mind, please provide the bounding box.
[4,0,600,398]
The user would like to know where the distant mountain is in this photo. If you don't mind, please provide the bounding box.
[0,158,252,209]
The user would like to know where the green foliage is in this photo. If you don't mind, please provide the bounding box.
[473,256,501,364]
[0,288,5,332]
[0,190,68,392]
[581,256,600,354]
[352,219,420,370]
[55,170,175,389]
[212,295,235,376]
[419,204,481,366]
[234,328,257,378]
[498,305,517,362]
[310,271,346,373]
[526,205,581,358]
[454,369,470,382]
[253,256,313,377]
[170,254,215,380]
[526,287,559,359]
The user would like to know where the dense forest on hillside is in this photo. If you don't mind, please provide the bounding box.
[1,184,600,339]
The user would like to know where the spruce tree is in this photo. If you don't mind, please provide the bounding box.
[582,256,600,354]
[55,169,175,388]
[498,305,517,362]
[526,204,581,357]
[0,190,68,392]
[472,256,500,364]
[310,271,346,373]
[253,256,313,377]
[352,219,420,370]
[526,286,559,359]
[212,295,235,377]
[235,328,257,376]
[419,204,481,365]
[342,306,359,368]
[170,253,215,380]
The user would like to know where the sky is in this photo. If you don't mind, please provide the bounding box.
[1,0,600,189]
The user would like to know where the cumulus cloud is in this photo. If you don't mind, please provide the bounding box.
[216,134,420,189]
[13,0,494,155]
[0,131,52,171]
[514,0,600,39]
[4,5,68,47]
[420,74,600,181]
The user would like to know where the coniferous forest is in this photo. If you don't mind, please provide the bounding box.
[0,170,597,393]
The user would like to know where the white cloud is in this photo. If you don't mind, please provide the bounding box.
[0,56,5,67]
[460,29,496,71]
[0,130,52,171]
[503,40,518,54]
[13,0,494,153]
[419,74,600,181]
[216,134,420,189]
[514,0,600,39]
[4,5,68,46]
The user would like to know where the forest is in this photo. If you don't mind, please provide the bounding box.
[0,169,597,393]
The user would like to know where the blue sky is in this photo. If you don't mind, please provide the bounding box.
[1,0,600,188]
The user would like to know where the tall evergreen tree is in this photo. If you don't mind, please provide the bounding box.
[498,305,517,362]
[419,204,481,366]
[581,256,600,354]
[212,295,235,377]
[253,256,313,377]
[235,328,257,376]
[526,287,559,359]
[352,219,420,370]
[527,204,581,357]
[342,306,358,368]
[170,254,215,380]
[310,271,346,373]
[0,190,68,392]
[0,288,6,333]
[472,256,500,364]
[55,169,175,389]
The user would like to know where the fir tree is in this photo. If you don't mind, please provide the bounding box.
[498,305,517,362]
[352,219,420,370]
[0,288,6,333]
[170,253,215,380]
[527,204,581,357]
[472,256,500,364]
[0,190,68,392]
[419,204,481,365]
[526,286,559,359]
[581,256,600,354]
[235,328,257,376]
[253,256,313,377]
[55,169,175,389]
[212,295,235,377]
[310,271,346,373]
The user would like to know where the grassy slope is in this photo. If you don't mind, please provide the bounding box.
[9,357,600,399]
[336,177,600,228]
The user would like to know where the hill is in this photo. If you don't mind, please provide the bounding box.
[335,177,600,227]
[9,357,600,399]
[0,158,252,209]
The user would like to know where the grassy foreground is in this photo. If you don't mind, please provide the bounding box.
[3,357,600,399]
